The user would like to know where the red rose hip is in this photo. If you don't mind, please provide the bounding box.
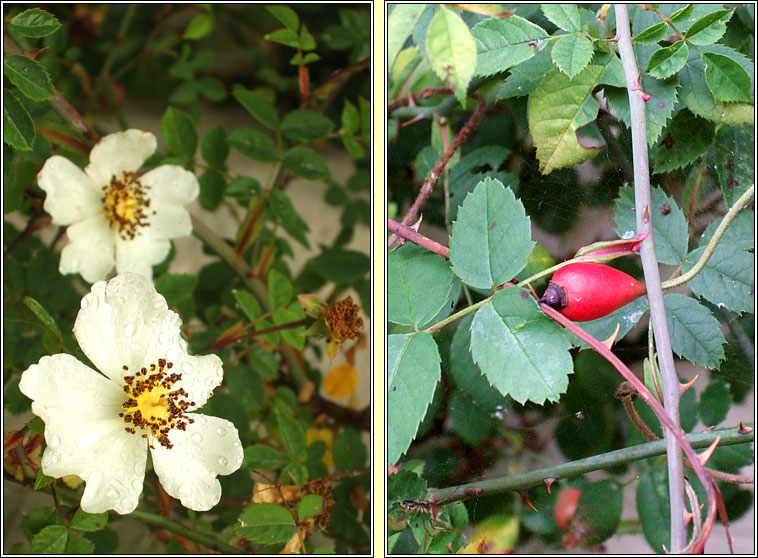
[542,263,646,322]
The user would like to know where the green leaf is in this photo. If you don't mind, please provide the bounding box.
[699,209,754,252]
[646,41,688,79]
[9,8,61,37]
[306,248,369,283]
[388,243,457,328]
[183,13,214,40]
[226,176,261,201]
[4,54,55,101]
[281,109,334,142]
[226,365,265,413]
[266,6,299,30]
[541,4,581,32]
[664,294,726,369]
[388,332,441,465]
[275,407,307,461]
[70,509,108,532]
[298,494,323,521]
[268,269,293,310]
[268,189,310,248]
[243,444,287,469]
[282,146,330,180]
[22,296,63,344]
[471,14,548,77]
[683,244,754,314]
[448,390,497,445]
[708,124,754,207]
[528,65,604,173]
[30,525,67,554]
[425,6,476,104]
[633,21,668,44]
[3,88,36,151]
[388,4,427,72]
[359,95,370,146]
[573,297,649,350]
[652,110,715,174]
[200,124,228,168]
[34,469,55,489]
[702,52,753,103]
[698,380,731,426]
[83,527,118,553]
[160,107,197,161]
[197,77,226,101]
[333,428,367,471]
[341,99,359,133]
[551,34,593,79]
[28,416,45,435]
[232,85,279,130]
[275,305,305,349]
[154,274,197,308]
[604,74,679,146]
[238,503,296,544]
[233,289,262,321]
[492,41,553,99]
[614,186,688,265]
[226,128,277,162]
[470,288,573,404]
[265,28,300,48]
[198,170,226,210]
[449,177,534,289]
[65,537,95,554]
[340,134,364,159]
[679,44,754,125]
[685,9,733,45]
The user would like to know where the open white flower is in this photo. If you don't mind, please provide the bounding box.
[37,129,199,283]
[19,273,243,514]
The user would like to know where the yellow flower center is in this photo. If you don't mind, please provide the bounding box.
[119,359,195,449]
[102,172,151,240]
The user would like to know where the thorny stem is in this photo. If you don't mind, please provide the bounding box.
[541,301,718,553]
[387,89,487,248]
[662,184,755,290]
[615,5,687,550]
[618,387,755,484]
[427,427,753,505]
[386,218,449,258]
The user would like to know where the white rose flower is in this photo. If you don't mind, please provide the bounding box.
[36,129,198,283]
[19,273,243,514]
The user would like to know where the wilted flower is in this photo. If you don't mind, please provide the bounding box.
[19,273,243,514]
[36,129,198,283]
[298,294,364,361]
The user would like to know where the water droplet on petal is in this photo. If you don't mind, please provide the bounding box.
[47,434,61,449]
[49,454,59,464]
[172,333,180,343]
[118,296,127,305]
[199,417,207,425]
[215,427,226,437]
[181,362,192,373]
[107,488,119,499]
[191,433,203,444]
[123,323,136,338]
[132,479,142,491]
[218,457,229,467]
[178,484,192,497]
[204,377,214,386]
[233,441,240,448]
[167,348,179,361]
[80,297,89,309]
[159,332,169,344]
[181,464,189,474]
[165,313,173,322]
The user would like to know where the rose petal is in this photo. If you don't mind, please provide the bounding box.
[59,216,116,283]
[141,165,199,206]
[85,129,157,187]
[37,156,102,225]
[151,414,243,511]
[18,354,148,514]
[114,234,171,280]
[171,354,224,409]
[74,273,182,382]
[147,204,193,240]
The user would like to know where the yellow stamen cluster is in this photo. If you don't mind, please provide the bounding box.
[102,171,150,239]
[119,359,194,449]
[323,296,363,343]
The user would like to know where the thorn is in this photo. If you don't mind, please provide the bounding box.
[409,215,423,233]
[683,508,694,526]
[641,92,651,102]
[679,375,698,395]
[401,113,427,128]
[518,489,538,512]
[703,425,715,432]
[642,204,650,223]
[738,422,753,434]
[662,544,670,554]
[601,323,621,350]
[388,239,405,252]
[697,437,721,466]
[543,477,557,494]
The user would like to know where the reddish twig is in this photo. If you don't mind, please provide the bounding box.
[301,58,370,106]
[387,218,449,258]
[387,89,487,248]
[540,302,718,553]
